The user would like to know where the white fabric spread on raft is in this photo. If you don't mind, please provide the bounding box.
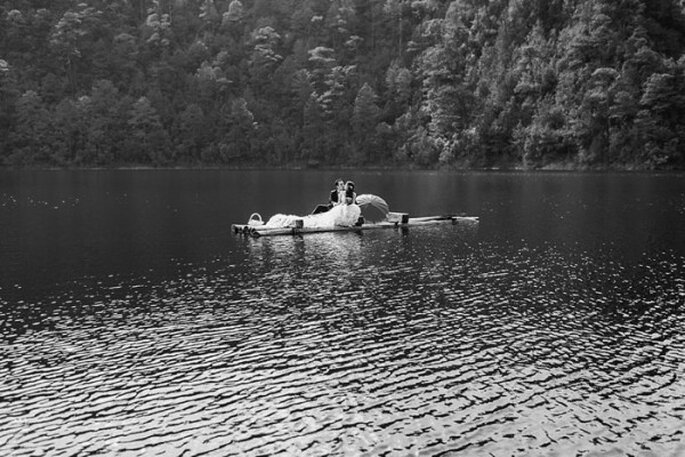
[266,204,361,228]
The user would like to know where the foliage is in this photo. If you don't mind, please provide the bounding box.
[1,0,684,168]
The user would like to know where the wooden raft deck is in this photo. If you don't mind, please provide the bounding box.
[232,213,479,237]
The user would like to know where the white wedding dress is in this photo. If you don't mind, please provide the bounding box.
[265,204,361,228]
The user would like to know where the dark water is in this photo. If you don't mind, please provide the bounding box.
[1,170,684,457]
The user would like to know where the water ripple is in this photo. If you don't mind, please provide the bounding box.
[1,227,684,456]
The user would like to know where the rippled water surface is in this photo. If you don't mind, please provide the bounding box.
[1,170,684,456]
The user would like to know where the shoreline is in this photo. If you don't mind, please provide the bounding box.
[1,163,683,173]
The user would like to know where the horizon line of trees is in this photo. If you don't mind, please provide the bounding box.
[1,0,684,169]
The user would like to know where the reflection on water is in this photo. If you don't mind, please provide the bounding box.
[1,171,684,456]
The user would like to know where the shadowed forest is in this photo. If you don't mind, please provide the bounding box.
[1,0,684,169]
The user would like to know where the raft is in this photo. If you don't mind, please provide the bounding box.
[232,212,479,237]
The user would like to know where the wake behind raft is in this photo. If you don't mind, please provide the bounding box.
[232,194,479,237]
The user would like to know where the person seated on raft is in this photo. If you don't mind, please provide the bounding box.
[344,181,357,205]
[342,180,363,226]
[312,178,345,215]
[331,179,346,208]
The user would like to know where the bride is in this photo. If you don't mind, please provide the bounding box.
[265,202,361,228]
[265,181,362,228]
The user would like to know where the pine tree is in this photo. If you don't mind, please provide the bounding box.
[352,82,380,161]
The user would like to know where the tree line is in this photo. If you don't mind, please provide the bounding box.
[1,0,684,169]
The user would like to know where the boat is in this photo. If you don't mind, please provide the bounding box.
[232,194,479,238]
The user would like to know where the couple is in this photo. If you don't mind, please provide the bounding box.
[329,179,357,208]
[318,178,360,227]
[266,178,361,228]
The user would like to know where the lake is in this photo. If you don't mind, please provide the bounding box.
[1,170,684,457]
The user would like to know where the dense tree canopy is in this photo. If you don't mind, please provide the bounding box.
[1,0,684,169]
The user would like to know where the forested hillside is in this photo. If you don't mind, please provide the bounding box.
[1,0,684,168]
